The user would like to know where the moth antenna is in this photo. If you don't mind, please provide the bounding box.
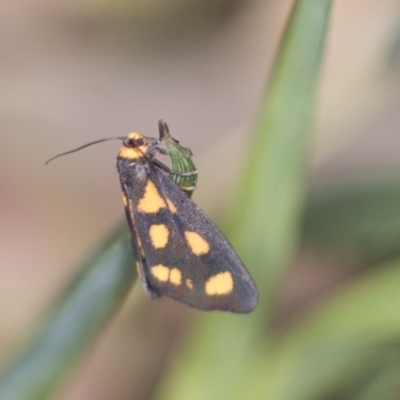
[45,137,124,165]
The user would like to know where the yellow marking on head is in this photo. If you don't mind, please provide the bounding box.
[186,279,193,289]
[149,224,169,249]
[122,192,128,207]
[205,272,234,296]
[127,132,142,140]
[151,264,169,282]
[169,268,182,286]
[165,198,177,213]
[119,132,149,159]
[138,181,166,213]
[184,231,210,255]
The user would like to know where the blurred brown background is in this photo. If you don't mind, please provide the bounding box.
[1,0,400,399]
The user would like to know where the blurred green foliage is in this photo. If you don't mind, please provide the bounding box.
[302,180,400,264]
[0,224,135,400]
[3,1,400,400]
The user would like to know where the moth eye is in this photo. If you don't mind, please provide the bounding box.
[134,138,144,147]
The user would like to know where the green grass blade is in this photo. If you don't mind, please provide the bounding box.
[232,0,333,310]
[158,2,333,400]
[0,224,135,400]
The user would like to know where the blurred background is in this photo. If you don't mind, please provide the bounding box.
[2,0,400,399]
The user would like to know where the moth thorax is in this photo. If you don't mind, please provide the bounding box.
[133,162,149,182]
[119,146,137,158]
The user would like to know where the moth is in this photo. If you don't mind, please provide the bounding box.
[46,121,258,313]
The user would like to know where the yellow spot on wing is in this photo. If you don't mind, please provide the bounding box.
[165,198,177,213]
[138,181,166,213]
[122,193,128,207]
[186,279,193,289]
[169,268,182,286]
[151,265,169,282]
[151,264,182,286]
[149,224,169,248]
[205,272,233,296]
[185,231,210,255]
